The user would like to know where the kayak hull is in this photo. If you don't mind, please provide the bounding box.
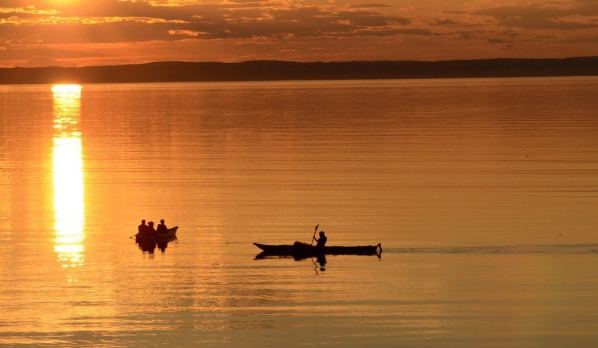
[253,242,382,257]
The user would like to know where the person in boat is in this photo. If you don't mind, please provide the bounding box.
[147,221,157,238]
[157,219,168,234]
[138,220,149,236]
[315,231,327,249]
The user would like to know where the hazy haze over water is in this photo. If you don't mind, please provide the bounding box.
[1,77,597,347]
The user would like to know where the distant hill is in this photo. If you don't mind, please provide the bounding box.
[1,57,598,84]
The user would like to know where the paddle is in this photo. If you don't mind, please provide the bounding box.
[129,234,137,239]
[311,224,319,246]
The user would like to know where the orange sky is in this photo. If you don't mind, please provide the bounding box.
[1,0,598,67]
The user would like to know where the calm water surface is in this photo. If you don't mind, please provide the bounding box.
[1,77,598,347]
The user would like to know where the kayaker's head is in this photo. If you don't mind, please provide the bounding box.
[141,219,146,224]
[160,219,164,224]
[319,231,325,236]
[148,221,154,226]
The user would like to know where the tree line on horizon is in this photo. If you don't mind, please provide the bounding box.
[1,57,597,84]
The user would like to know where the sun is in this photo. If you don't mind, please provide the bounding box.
[51,84,82,95]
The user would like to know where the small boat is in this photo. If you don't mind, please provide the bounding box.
[253,242,382,257]
[135,226,179,244]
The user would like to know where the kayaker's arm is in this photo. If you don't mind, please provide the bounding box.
[311,224,319,246]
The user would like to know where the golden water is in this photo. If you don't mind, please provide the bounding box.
[1,78,597,347]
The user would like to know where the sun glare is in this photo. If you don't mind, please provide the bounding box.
[52,84,82,97]
[52,84,85,275]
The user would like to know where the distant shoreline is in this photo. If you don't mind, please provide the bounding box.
[1,57,598,84]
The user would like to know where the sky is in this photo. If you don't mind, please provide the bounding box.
[1,0,598,67]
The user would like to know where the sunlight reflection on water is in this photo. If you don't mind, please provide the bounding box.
[52,85,85,275]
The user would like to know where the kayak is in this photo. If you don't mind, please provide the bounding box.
[253,242,382,257]
[135,226,178,244]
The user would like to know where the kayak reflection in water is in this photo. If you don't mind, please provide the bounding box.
[316,254,326,268]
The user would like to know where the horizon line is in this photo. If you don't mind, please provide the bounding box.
[6,55,598,69]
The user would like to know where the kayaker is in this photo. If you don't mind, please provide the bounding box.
[138,220,149,235]
[157,219,168,234]
[315,231,327,249]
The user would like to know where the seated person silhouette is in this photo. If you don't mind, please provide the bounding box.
[157,219,168,234]
[315,231,327,249]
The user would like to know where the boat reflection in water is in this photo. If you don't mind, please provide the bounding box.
[135,226,179,254]
[52,85,85,279]
[136,239,176,254]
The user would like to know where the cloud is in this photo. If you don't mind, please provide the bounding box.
[0,1,473,50]
[471,1,598,30]
[1,0,598,66]
[345,3,392,9]
[169,29,208,37]
[434,18,458,26]
[0,1,419,44]
[487,38,515,44]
